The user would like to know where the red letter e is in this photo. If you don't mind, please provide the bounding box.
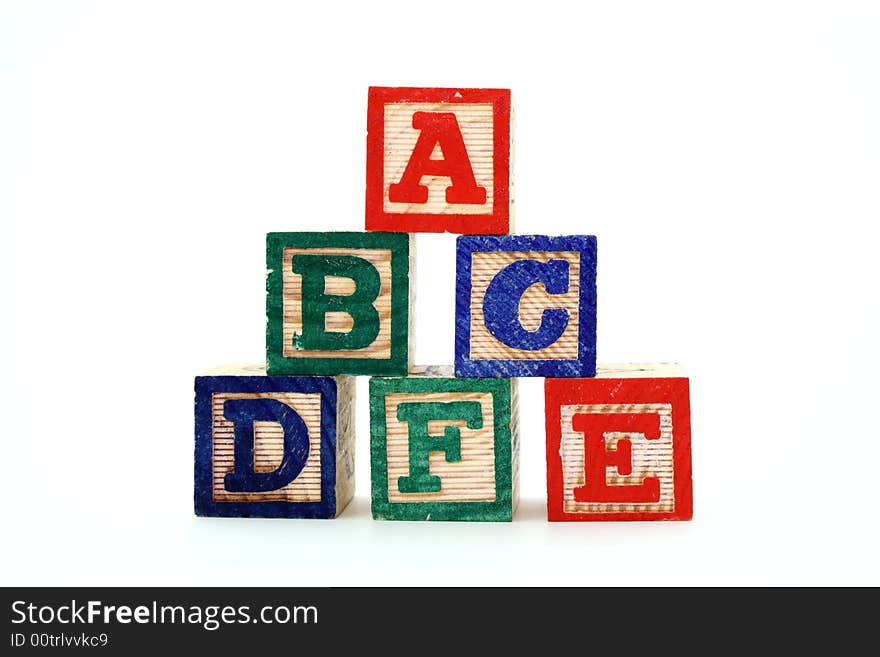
[572,412,661,504]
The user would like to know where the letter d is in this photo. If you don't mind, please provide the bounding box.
[223,398,310,492]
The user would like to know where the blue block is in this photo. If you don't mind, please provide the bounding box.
[194,370,355,518]
[455,235,597,378]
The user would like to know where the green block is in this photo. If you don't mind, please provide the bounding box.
[266,232,411,376]
[370,368,519,521]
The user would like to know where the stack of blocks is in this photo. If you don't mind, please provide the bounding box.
[194,87,693,522]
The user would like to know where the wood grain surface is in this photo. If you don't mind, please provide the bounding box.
[334,376,356,514]
[384,391,497,503]
[469,250,581,361]
[282,247,392,359]
[544,372,692,522]
[559,403,675,514]
[510,379,520,513]
[383,102,495,216]
[211,392,323,503]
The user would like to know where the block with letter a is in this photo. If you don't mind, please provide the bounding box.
[266,231,411,376]
[194,366,355,518]
[544,364,693,521]
[369,367,519,521]
[365,87,512,234]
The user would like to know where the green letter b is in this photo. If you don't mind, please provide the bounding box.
[291,254,381,351]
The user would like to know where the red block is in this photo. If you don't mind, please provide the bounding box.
[366,87,511,234]
[545,365,693,521]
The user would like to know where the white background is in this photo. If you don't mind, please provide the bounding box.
[2,1,878,586]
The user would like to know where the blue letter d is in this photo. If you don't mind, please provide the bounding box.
[222,398,310,492]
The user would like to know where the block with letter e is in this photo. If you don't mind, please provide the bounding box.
[545,364,692,521]
[455,234,596,378]
[369,368,519,521]
[194,366,355,518]
[366,87,511,234]
[266,232,411,376]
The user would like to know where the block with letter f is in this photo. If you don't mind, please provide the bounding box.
[370,369,519,521]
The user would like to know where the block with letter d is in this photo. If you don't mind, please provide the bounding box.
[266,232,411,376]
[369,368,519,521]
[455,235,597,378]
[544,364,692,521]
[194,366,355,518]
[365,87,512,234]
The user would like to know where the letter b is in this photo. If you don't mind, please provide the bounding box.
[292,254,381,351]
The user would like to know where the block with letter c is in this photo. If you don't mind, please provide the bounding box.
[455,234,597,378]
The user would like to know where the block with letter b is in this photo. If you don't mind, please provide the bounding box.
[455,234,597,378]
[366,87,512,234]
[266,231,411,376]
[369,367,519,521]
[194,366,355,518]
[545,365,692,521]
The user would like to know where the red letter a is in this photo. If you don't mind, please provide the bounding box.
[388,112,487,205]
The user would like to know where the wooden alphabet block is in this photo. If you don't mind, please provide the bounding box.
[365,87,512,234]
[194,365,355,518]
[545,364,692,521]
[266,231,411,376]
[369,367,519,521]
[455,235,597,378]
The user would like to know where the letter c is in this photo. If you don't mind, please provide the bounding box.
[482,259,570,350]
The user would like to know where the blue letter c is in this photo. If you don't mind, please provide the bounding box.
[482,259,570,350]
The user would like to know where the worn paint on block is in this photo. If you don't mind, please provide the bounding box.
[370,370,518,521]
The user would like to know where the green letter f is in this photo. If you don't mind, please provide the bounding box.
[396,401,483,494]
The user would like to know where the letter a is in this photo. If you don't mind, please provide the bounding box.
[388,112,487,205]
